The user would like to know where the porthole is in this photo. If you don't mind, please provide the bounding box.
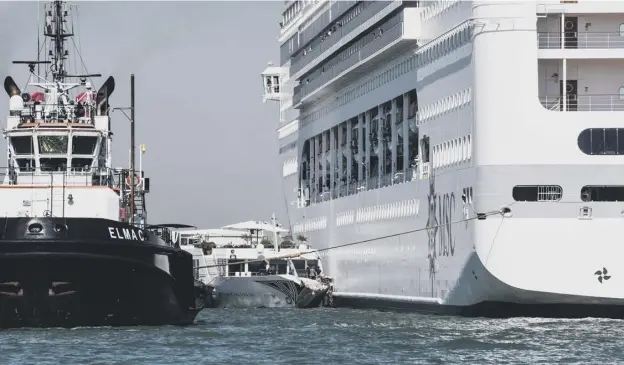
[28,223,43,233]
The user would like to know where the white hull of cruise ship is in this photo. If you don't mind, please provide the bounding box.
[264,0,624,317]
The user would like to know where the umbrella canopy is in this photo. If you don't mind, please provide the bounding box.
[222,220,288,233]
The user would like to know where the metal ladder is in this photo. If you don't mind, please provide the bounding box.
[49,172,67,218]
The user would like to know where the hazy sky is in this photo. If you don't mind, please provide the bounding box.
[0,1,287,228]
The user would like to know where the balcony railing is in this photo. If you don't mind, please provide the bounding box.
[539,95,624,111]
[537,32,624,49]
[293,21,405,106]
[292,0,393,76]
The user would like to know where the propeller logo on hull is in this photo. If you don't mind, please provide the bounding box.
[595,267,611,283]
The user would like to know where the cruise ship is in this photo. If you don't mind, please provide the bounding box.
[261,0,624,318]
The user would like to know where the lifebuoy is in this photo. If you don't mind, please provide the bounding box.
[126,174,141,187]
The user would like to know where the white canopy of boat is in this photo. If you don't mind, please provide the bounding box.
[222,220,288,233]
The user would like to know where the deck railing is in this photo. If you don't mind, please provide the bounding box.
[539,95,624,111]
[537,32,624,49]
[0,166,145,190]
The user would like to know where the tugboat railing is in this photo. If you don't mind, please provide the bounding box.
[0,166,146,191]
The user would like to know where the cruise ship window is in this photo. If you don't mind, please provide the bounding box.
[450,141,455,164]
[460,138,465,161]
[620,24,624,37]
[581,186,624,202]
[578,128,624,155]
[619,86,624,100]
[513,185,563,202]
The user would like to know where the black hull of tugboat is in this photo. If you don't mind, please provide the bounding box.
[0,217,203,328]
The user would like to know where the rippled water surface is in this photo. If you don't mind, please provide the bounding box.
[2,308,623,364]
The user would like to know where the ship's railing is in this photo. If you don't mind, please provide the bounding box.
[0,166,146,190]
[293,19,406,105]
[14,102,96,125]
[539,95,624,111]
[537,32,624,49]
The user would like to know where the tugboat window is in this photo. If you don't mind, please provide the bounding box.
[577,128,624,155]
[16,158,35,172]
[72,136,98,154]
[40,158,67,172]
[71,158,92,170]
[10,136,34,155]
[38,135,68,154]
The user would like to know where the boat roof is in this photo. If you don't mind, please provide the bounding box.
[222,220,288,233]
[179,228,249,237]
[146,223,197,229]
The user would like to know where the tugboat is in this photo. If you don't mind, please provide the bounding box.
[0,0,204,327]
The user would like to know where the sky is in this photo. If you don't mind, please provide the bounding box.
[0,1,287,229]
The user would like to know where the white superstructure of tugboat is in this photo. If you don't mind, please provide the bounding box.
[0,0,204,327]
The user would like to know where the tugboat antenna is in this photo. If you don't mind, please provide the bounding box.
[44,0,74,82]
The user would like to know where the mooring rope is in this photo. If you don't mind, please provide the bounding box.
[193,209,504,270]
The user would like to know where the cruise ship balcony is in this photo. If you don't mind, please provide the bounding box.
[539,94,624,111]
[289,0,399,78]
[538,58,624,111]
[538,32,624,59]
[292,9,419,108]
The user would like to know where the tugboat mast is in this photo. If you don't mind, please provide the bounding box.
[45,0,73,82]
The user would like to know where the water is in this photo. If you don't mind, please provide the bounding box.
[2,308,622,364]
